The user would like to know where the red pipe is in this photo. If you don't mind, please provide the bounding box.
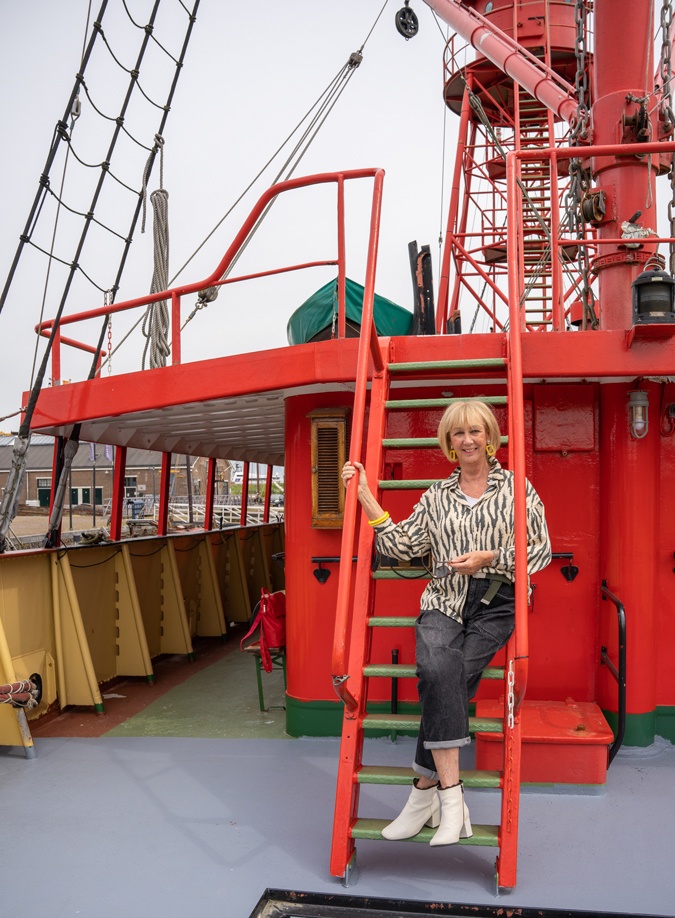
[424,0,578,124]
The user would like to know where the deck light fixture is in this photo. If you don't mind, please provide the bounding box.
[628,389,649,439]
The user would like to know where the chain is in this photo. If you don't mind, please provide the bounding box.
[570,0,589,144]
[507,658,515,730]
[661,0,675,273]
[565,0,597,329]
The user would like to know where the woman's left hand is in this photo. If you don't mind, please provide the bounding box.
[448,551,495,575]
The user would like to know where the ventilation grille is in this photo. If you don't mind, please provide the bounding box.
[309,409,349,528]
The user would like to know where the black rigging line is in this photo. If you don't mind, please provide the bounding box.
[17,0,200,441]
[94,21,168,110]
[0,0,110,317]
[42,185,131,242]
[122,0,184,65]
[77,76,154,150]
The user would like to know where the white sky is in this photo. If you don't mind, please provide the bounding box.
[0,2,672,432]
[0,0,452,428]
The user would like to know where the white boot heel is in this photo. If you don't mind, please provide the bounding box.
[381,780,440,840]
[429,781,473,846]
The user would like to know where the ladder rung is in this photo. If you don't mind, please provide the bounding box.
[368,616,418,627]
[372,569,431,580]
[386,396,508,410]
[379,479,439,490]
[383,435,509,449]
[388,358,506,374]
[363,663,504,679]
[358,765,501,788]
[364,713,503,733]
[364,663,417,677]
[350,818,499,846]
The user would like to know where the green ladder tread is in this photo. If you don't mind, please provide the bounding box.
[363,713,503,733]
[357,765,502,788]
[372,569,431,580]
[382,435,508,448]
[379,479,441,490]
[388,359,507,373]
[351,818,499,846]
[364,664,504,680]
[386,396,507,410]
[368,616,418,627]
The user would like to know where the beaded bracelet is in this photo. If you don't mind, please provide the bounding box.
[368,511,390,527]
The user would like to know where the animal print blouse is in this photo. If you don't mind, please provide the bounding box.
[373,459,551,622]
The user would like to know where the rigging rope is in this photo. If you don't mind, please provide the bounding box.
[141,137,171,369]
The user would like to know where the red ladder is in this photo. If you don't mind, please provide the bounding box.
[329,342,529,890]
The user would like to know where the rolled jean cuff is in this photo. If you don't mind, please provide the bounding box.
[424,736,471,750]
[412,761,438,780]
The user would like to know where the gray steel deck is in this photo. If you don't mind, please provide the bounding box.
[1,731,673,917]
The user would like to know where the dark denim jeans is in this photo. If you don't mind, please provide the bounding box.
[413,576,515,779]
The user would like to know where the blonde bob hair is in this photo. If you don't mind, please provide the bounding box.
[437,400,501,463]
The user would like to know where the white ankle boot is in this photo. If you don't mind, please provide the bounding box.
[429,781,473,846]
[381,781,440,840]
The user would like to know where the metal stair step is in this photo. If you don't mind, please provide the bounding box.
[379,479,440,490]
[382,434,508,449]
[357,765,502,788]
[351,818,499,846]
[364,713,503,733]
[372,569,431,580]
[388,358,507,374]
[386,395,507,410]
[364,663,505,680]
[368,616,418,627]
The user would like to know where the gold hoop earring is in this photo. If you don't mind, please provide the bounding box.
[448,448,457,462]
[486,444,495,457]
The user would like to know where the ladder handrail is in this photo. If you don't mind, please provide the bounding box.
[505,151,530,711]
[330,172,385,707]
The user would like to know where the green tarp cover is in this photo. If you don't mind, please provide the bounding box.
[286,277,413,345]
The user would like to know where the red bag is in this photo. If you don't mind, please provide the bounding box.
[240,588,286,673]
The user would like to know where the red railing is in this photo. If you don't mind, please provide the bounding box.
[505,137,675,708]
[36,169,386,385]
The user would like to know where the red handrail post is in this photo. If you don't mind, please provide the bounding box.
[157,452,172,536]
[52,329,61,386]
[110,446,127,541]
[171,291,181,365]
[337,175,347,339]
[204,457,217,531]
[263,464,273,523]
[240,462,250,527]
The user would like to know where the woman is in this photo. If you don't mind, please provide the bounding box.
[341,400,551,846]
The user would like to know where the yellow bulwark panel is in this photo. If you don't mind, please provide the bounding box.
[239,527,270,613]
[159,542,193,656]
[260,523,285,593]
[115,546,154,679]
[210,530,251,623]
[196,538,227,637]
[52,553,105,712]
